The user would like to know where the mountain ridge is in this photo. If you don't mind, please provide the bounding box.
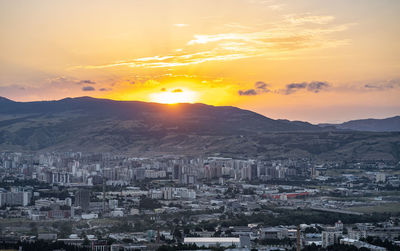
[320,116,400,132]
[2,96,398,129]
[0,96,399,160]
[0,96,319,132]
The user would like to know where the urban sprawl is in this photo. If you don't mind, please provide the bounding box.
[0,152,399,251]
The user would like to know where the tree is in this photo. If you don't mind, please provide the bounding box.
[29,222,38,236]
[139,197,162,209]
[173,229,182,240]
[58,222,73,238]
[83,236,90,246]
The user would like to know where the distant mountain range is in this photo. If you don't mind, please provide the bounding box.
[0,96,399,160]
[320,116,400,132]
[0,96,320,133]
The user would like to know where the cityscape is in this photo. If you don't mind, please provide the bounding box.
[0,151,399,250]
[1,0,400,250]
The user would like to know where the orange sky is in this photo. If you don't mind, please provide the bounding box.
[0,0,399,123]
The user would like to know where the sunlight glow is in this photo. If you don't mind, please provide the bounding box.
[149,89,198,104]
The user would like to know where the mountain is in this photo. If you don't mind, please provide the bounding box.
[0,96,15,104]
[0,96,319,134]
[320,116,400,132]
[0,96,399,160]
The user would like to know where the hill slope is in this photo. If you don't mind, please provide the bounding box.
[324,116,400,132]
[0,96,399,160]
[0,96,319,134]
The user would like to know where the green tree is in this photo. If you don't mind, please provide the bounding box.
[58,222,73,238]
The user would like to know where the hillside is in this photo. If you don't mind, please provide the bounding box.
[0,96,399,160]
[320,116,400,132]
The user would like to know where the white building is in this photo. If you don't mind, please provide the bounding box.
[81,213,98,220]
[348,229,367,240]
[340,238,386,251]
[162,187,173,200]
[0,191,31,206]
[150,190,163,199]
[322,231,342,248]
[376,173,386,183]
[184,237,250,248]
[110,210,124,217]
[109,199,118,209]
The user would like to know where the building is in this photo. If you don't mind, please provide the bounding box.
[135,168,146,181]
[322,230,341,248]
[347,229,367,240]
[260,227,288,239]
[108,199,118,209]
[162,187,173,200]
[376,173,386,183]
[38,233,57,241]
[335,220,343,231]
[340,238,386,251]
[173,165,182,180]
[75,189,90,211]
[0,191,32,206]
[51,171,71,185]
[184,236,250,248]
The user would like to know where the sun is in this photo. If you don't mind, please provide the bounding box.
[149,88,198,104]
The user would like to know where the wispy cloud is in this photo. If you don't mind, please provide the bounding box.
[285,14,335,25]
[187,33,258,45]
[238,81,271,96]
[76,79,96,85]
[82,86,95,91]
[238,81,331,96]
[307,81,331,93]
[99,87,112,91]
[224,23,254,30]
[280,81,330,95]
[174,23,188,27]
[268,4,285,11]
[282,83,307,95]
[78,50,252,69]
[363,79,400,90]
[74,14,351,70]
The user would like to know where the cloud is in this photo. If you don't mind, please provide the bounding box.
[281,81,330,94]
[283,83,307,94]
[172,88,183,93]
[255,81,270,92]
[187,33,255,45]
[77,80,96,85]
[74,15,351,70]
[363,79,400,90]
[238,89,258,96]
[48,77,71,86]
[268,4,285,10]
[76,50,251,69]
[160,88,167,92]
[99,88,112,91]
[365,84,379,89]
[82,86,95,91]
[307,81,330,93]
[285,14,335,25]
[224,23,253,30]
[238,81,271,96]
[174,23,188,27]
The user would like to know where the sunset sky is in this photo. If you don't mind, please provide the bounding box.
[1,0,399,123]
